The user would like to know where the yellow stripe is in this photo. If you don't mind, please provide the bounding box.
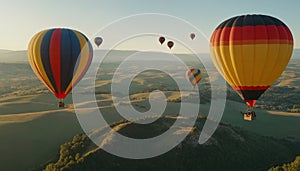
[28,30,55,93]
[210,45,239,86]
[65,31,91,93]
[28,33,41,78]
[210,44,293,87]
[195,73,202,83]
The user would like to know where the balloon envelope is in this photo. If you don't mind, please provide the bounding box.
[94,37,103,47]
[159,37,165,45]
[167,41,174,49]
[210,14,293,107]
[190,33,195,40]
[28,28,93,99]
[186,69,202,86]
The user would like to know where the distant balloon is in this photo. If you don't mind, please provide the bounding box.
[190,33,195,40]
[167,41,174,49]
[186,68,202,87]
[159,37,165,45]
[28,28,93,106]
[94,37,103,47]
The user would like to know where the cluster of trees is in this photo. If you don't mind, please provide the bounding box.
[269,156,300,171]
[43,134,91,171]
[254,87,300,112]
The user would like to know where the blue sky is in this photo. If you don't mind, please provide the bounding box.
[0,0,299,52]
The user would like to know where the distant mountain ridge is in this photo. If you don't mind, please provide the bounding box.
[0,49,13,53]
[0,49,27,63]
[292,49,300,59]
[0,48,299,63]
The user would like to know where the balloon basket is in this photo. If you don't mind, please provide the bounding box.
[58,99,65,108]
[243,108,256,121]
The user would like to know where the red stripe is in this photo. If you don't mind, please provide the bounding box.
[212,39,291,46]
[211,25,293,46]
[49,29,62,97]
[186,69,193,76]
[233,86,270,91]
[244,100,257,107]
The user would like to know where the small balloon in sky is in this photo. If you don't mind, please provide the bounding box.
[94,37,103,47]
[167,41,174,49]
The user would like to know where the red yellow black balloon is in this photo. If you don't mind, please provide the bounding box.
[210,14,293,107]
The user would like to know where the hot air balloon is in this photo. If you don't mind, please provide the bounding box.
[190,33,195,40]
[210,14,293,120]
[159,37,165,45]
[28,28,93,107]
[186,68,202,88]
[167,41,174,49]
[94,37,103,47]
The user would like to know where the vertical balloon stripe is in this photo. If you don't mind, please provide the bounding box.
[257,17,280,85]
[34,33,56,94]
[76,34,93,83]
[193,69,200,77]
[60,29,81,92]
[195,73,202,80]
[49,29,62,96]
[28,32,45,80]
[40,29,58,93]
[28,30,56,94]
[230,22,246,86]
[59,29,72,92]
[219,24,240,87]
[34,31,56,92]
[251,16,267,85]
[65,31,93,94]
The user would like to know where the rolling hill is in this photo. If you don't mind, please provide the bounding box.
[43,117,300,171]
[0,49,27,63]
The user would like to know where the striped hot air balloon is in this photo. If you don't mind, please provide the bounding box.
[28,28,93,107]
[186,68,202,87]
[210,14,293,110]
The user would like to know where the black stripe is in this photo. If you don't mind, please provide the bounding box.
[216,14,287,29]
[236,89,266,100]
[60,29,81,92]
[40,29,58,93]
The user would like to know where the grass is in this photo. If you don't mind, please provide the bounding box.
[0,110,82,171]
[219,100,300,142]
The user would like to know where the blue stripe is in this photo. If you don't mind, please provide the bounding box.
[40,29,58,93]
[193,69,201,77]
[60,29,81,92]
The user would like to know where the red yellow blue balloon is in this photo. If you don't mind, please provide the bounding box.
[28,28,93,101]
[186,68,202,87]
